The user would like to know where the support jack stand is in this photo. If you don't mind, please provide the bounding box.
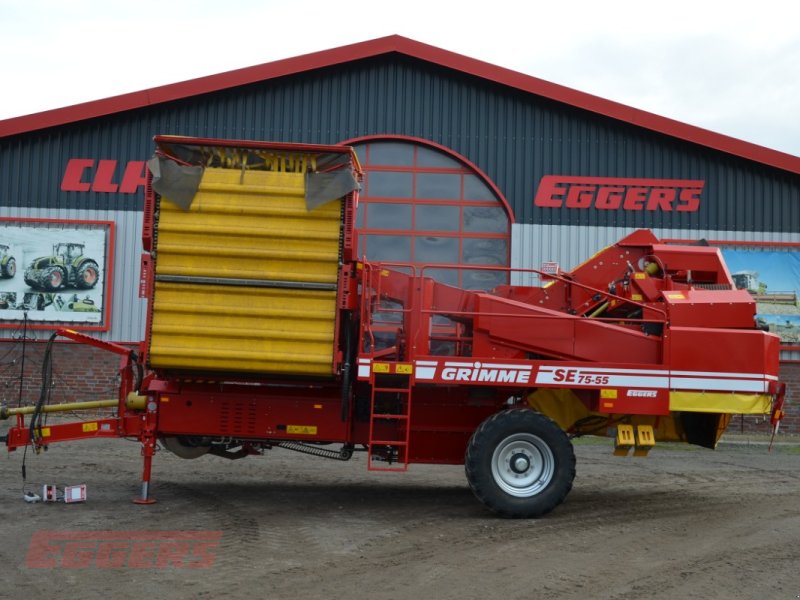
[133,429,157,505]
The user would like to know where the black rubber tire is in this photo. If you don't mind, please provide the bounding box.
[465,409,575,518]
[1,257,15,278]
[42,266,65,291]
[76,261,99,289]
[161,436,211,459]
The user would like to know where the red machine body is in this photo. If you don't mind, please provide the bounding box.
[2,137,785,517]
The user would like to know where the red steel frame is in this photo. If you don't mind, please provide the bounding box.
[341,134,514,223]
[351,135,512,340]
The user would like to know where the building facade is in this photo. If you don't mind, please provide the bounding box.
[1,36,798,432]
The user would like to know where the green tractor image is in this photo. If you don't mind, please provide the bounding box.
[0,244,15,278]
[24,243,100,291]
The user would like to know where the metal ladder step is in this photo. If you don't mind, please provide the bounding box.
[368,367,413,472]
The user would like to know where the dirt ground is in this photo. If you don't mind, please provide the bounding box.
[0,434,798,600]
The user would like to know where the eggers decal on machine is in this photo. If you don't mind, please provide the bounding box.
[534,176,704,212]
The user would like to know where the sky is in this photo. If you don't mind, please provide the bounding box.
[1,0,798,157]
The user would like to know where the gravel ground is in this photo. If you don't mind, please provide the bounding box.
[0,434,798,600]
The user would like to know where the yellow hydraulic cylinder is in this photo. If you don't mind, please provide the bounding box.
[0,399,117,420]
[0,393,146,420]
[125,393,147,410]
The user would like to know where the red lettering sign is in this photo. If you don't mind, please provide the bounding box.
[61,159,94,192]
[534,176,704,212]
[62,159,148,194]
[92,160,119,193]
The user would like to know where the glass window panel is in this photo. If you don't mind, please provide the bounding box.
[463,206,508,233]
[368,142,414,166]
[366,203,412,230]
[432,314,458,327]
[368,171,413,198]
[366,235,412,262]
[463,174,497,201]
[374,299,403,324]
[353,144,367,167]
[424,267,459,287]
[461,238,508,265]
[415,204,460,231]
[416,146,461,168]
[430,341,456,356]
[462,269,507,291]
[416,173,461,200]
[356,202,365,228]
[415,236,459,263]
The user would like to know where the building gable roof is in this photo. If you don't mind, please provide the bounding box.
[2,34,799,175]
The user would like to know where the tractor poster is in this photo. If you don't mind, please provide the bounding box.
[0,220,109,326]
[721,248,800,345]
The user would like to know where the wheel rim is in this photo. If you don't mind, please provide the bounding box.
[83,267,97,284]
[6,260,15,276]
[50,270,62,286]
[490,432,555,497]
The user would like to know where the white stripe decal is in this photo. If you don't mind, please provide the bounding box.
[537,366,671,376]
[670,378,768,393]
[364,359,774,392]
[416,367,437,380]
[537,365,773,382]
[480,363,534,370]
[534,372,669,388]
[671,369,774,379]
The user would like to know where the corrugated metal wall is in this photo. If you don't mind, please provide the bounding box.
[1,54,798,344]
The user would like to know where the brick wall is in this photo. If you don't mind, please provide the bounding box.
[0,339,130,407]
[1,340,798,436]
[728,362,797,436]
[776,361,799,435]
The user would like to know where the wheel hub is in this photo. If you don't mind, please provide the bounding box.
[490,432,555,497]
[510,452,530,474]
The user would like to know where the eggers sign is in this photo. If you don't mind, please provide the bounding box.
[534,176,704,212]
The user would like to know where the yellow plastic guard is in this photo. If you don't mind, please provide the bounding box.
[614,424,635,456]
[669,392,771,415]
[633,425,655,457]
[149,168,342,376]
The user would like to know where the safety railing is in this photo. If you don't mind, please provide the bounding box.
[357,259,670,364]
